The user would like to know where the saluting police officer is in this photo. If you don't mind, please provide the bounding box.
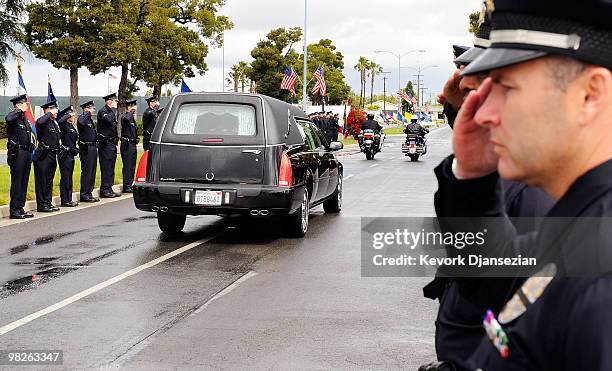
[142,95,159,151]
[34,100,60,213]
[120,99,139,193]
[5,94,34,219]
[431,0,612,369]
[57,106,79,207]
[77,100,99,203]
[97,93,120,198]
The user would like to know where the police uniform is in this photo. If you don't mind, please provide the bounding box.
[57,106,79,207]
[142,96,158,151]
[97,93,120,198]
[77,100,99,202]
[34,100,60,212]
[120,100,139,193]
[434,0,612,369]
[421,4,556,368]
[5,94,34,219]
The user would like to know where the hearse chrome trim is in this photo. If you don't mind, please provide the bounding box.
[151,142,284,148]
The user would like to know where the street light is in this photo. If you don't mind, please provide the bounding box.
[374,49,426,116]
[401,64,438,109]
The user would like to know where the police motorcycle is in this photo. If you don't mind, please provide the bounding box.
[358,114,384,160]
[402,117,428,162]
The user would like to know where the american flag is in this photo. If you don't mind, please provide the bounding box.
[280,67,298,96]
[399,92,410,103]
[311,66,327,96]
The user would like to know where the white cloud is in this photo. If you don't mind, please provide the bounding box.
[2,0,480,100]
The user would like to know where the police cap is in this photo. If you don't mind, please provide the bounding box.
[464,0,612,75]
[10,94,27,105]
[102,92,118,101]
[58,106,74,118]
[41,100,58,110]
[145,95,159,103]
[79,100,95,109]
[126,99,137,107]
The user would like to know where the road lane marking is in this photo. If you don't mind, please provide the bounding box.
[192,271,258,315]
[370,164,379,168]
[0,235,219,337]
[390,157,395,160]
[344,175,355,181]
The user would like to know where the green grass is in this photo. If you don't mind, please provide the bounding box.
[341,138,357,146]
[0,138,6,150]
[0,152,143,206]
[382,126,405,135]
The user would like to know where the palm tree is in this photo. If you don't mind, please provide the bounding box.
[0,0,25,85]
[228,61,251,92]
[354,57,369,109]
[368,62,383,105]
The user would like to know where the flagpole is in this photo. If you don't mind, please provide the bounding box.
[302,0,308,112]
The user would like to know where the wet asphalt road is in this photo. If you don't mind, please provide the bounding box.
[0,127,452,370]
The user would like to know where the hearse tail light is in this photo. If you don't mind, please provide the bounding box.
[134,150,149,184]
[279,151,293,187]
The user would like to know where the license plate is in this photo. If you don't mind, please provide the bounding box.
[195,191,222,206]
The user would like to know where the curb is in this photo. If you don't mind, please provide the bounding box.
[0,184,123,219]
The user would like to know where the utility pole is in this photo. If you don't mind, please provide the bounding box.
[302,0,308,112]
[222,30,225,92]
[381,71,390,114]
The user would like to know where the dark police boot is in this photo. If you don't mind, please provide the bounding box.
[23,211,34,218]
[122,187,133,193]
[81,196,100,203]
[61,201,79,207]
[100,192,117,198]
[10,212,27,219]
[37,205,55,212]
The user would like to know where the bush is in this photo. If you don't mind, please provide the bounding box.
[0,121,5,139]
[366,104,380,110]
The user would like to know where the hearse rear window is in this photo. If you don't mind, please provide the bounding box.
[172,103,257,136]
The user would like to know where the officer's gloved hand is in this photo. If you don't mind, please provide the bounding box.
[417,361,455,371]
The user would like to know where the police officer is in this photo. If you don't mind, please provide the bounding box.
[421,5,554,369]
[34,100,60,212]
[142,95,159,151]
[97,93,120,198]
[5,94,34,219]
[361,114,382,132]
[58,106,79,207]
[77,100,99,203]
[433,0,612,369]
[120,99,139,193]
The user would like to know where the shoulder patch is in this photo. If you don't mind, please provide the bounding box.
[498,263,557,324]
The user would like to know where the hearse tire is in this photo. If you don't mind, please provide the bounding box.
[285,188,310,238]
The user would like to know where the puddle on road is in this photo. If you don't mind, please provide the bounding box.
[7,230,86,257]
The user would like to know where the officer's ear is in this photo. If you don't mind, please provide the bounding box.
[579,67,612,128]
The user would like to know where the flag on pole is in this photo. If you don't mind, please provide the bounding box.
[108,73,118,80]
[47,75,56,103]
[180,79,192,93]
[17,63,37,150]
[280,67,298,97]
[311,66,327,96]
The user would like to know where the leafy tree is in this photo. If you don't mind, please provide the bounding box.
[367,62,382,105]
[469,11,480,36]
[83,0,231,109]
[354,57,369,109]
[25,0,99,108]
[0,0,25,86]
[405,80,416,97]
[296,38,350,105]
[132,0,232,96]
[249,27,302,101]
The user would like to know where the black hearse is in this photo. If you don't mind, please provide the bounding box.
[133,93,344,237]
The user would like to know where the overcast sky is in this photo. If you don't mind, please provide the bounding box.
[3,0,480,100]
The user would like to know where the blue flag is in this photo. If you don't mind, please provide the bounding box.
[180,79,192,93]
[47,75,56,103]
